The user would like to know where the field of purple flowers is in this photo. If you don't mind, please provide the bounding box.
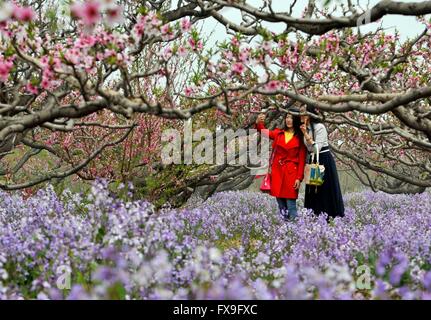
[0,179,430,300]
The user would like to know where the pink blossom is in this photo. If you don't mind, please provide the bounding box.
[160,24,175,40]
[71,1,101,26]
[75,34,97,49]
[188,38,203,51]
[177,45,188,57]
[185,87,194,97]
[150,14,162,27]
[43,68,54,80]
[239,48,250,63]
[231,37,239,47]
[232,62,245,75]
[12,5,35,22]
[105,4,124,26]
[0,21,8,32]
[163,46,173,60]
[82,55,95,71]
[63,134,73,149]
[161,24,170,35]
[133,24,145,42]
[264,80,281,92]
[96,52,104,61]
[26,83,39,95]
[181,18,192,33]
[51,57,63,72]
[223,51,233,61]
[65,48,81,65]
[41,78,50,90]
[40,56,50,67]
[0,58,13,82]
[301,59,312,71]
[104,49,116,58]
[116,53,127,64]
[351,82,360,91]
[313,73,323,81]
[70,2,82,18]
[261,41,272,52]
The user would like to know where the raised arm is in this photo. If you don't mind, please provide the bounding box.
[255,114,281,140]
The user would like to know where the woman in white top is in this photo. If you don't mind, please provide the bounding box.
[299,105,345,219]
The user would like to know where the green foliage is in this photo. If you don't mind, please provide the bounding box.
[4,45,15,58]
[257,27,272,41]
[138,6,149,15]
[95,226,106,244]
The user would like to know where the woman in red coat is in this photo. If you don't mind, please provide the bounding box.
[255,111,307,221]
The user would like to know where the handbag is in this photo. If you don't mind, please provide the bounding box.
[304,126,325,187]
[304,150,325,186]
[260,134,280,193]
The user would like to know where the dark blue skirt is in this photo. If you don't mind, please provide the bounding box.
[304,150,345,218]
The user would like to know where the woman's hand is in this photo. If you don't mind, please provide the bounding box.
[301,124,314,144]
[256,113,266,124]
[294,179,301,190]
[300,123,307,135]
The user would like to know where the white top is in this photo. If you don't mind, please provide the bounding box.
[304,123,329,153]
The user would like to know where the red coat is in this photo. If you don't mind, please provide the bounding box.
[256,122,307,199]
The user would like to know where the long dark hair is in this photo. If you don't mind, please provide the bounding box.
[282,112,303,138]
[302,105,325,142]
[305,105,322,124]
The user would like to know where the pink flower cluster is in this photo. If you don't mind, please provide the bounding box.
[26,83,39,95]
[161,24,175,41]
[177,45,188,57]
[39,55,62,90]
[70,0,123,27]
[322,32,340,51]
[188,37,203,51]
[264,80,281,92]
[132,12,163,43]
[278,44,299,68]
[71,1,101,26]
[181,18,192,33]
[63,30,130,69]
[0,56,14,83]
[0,2,35,23]
[239,47,252,63]
[232,62,246,75]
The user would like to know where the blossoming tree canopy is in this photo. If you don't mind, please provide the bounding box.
[0,0,430,195]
